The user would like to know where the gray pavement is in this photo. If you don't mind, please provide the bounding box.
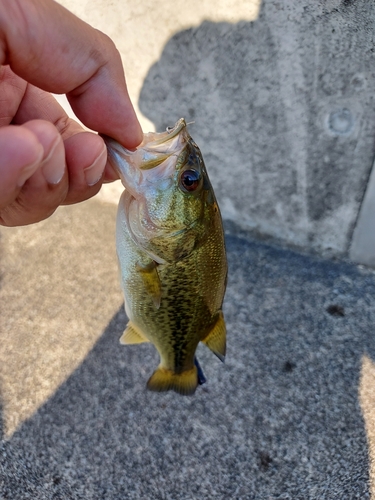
[0,199,374,499]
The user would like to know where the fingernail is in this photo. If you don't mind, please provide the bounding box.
[84,145,107,186]
[17,146,44,187]
[41,135,65,184]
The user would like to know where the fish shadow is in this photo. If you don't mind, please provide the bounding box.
[0,231,373,499]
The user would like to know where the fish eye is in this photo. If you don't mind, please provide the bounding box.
[179,169,201,192]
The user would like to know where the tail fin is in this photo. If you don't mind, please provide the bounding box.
[147,366,198,396]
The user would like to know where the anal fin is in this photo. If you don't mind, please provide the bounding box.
[202,311,226,362]
[147,366,198,395]
[120,321,149,345]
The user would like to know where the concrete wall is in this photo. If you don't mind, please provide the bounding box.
[57,0,375,264]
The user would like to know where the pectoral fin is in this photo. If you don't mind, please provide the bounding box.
[202,311,226,362]
[136,260,161,309]
[120,321,149,344]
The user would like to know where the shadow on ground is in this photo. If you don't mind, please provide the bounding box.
[0,225,373,499]
[138,2,375,253]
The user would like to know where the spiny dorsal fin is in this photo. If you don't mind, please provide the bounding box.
[136,261,161,309]
[201,311,226,362]
[120,321,149,345]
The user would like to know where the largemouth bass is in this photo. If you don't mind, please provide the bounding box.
[104,119,227,395]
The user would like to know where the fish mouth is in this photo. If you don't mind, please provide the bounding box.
[145,118,187,148]
[136,118,188,171]
[103,118,189,191]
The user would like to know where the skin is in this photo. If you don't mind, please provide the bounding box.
[108,125,227,394]
[0,0,143,226]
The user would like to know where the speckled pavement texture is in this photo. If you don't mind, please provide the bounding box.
[1,198,375,499]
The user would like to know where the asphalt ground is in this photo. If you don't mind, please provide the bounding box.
[0,198,374,499]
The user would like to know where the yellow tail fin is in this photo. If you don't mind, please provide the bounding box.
[147,366,198,396]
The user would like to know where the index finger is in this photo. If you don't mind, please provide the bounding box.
[0,0,143,148]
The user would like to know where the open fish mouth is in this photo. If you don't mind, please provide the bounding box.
[103,118,189,195]
[135,118,189,171]
[142,118,187,149]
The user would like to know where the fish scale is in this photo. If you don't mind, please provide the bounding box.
[104,119,227,395]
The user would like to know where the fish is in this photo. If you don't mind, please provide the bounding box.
[103,118,227,395]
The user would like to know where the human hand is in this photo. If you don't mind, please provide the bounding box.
[0,0,143,226]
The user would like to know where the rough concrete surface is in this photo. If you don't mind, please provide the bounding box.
[138,0,375,257]
[57,0,375,262]
[1,199,375,499]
